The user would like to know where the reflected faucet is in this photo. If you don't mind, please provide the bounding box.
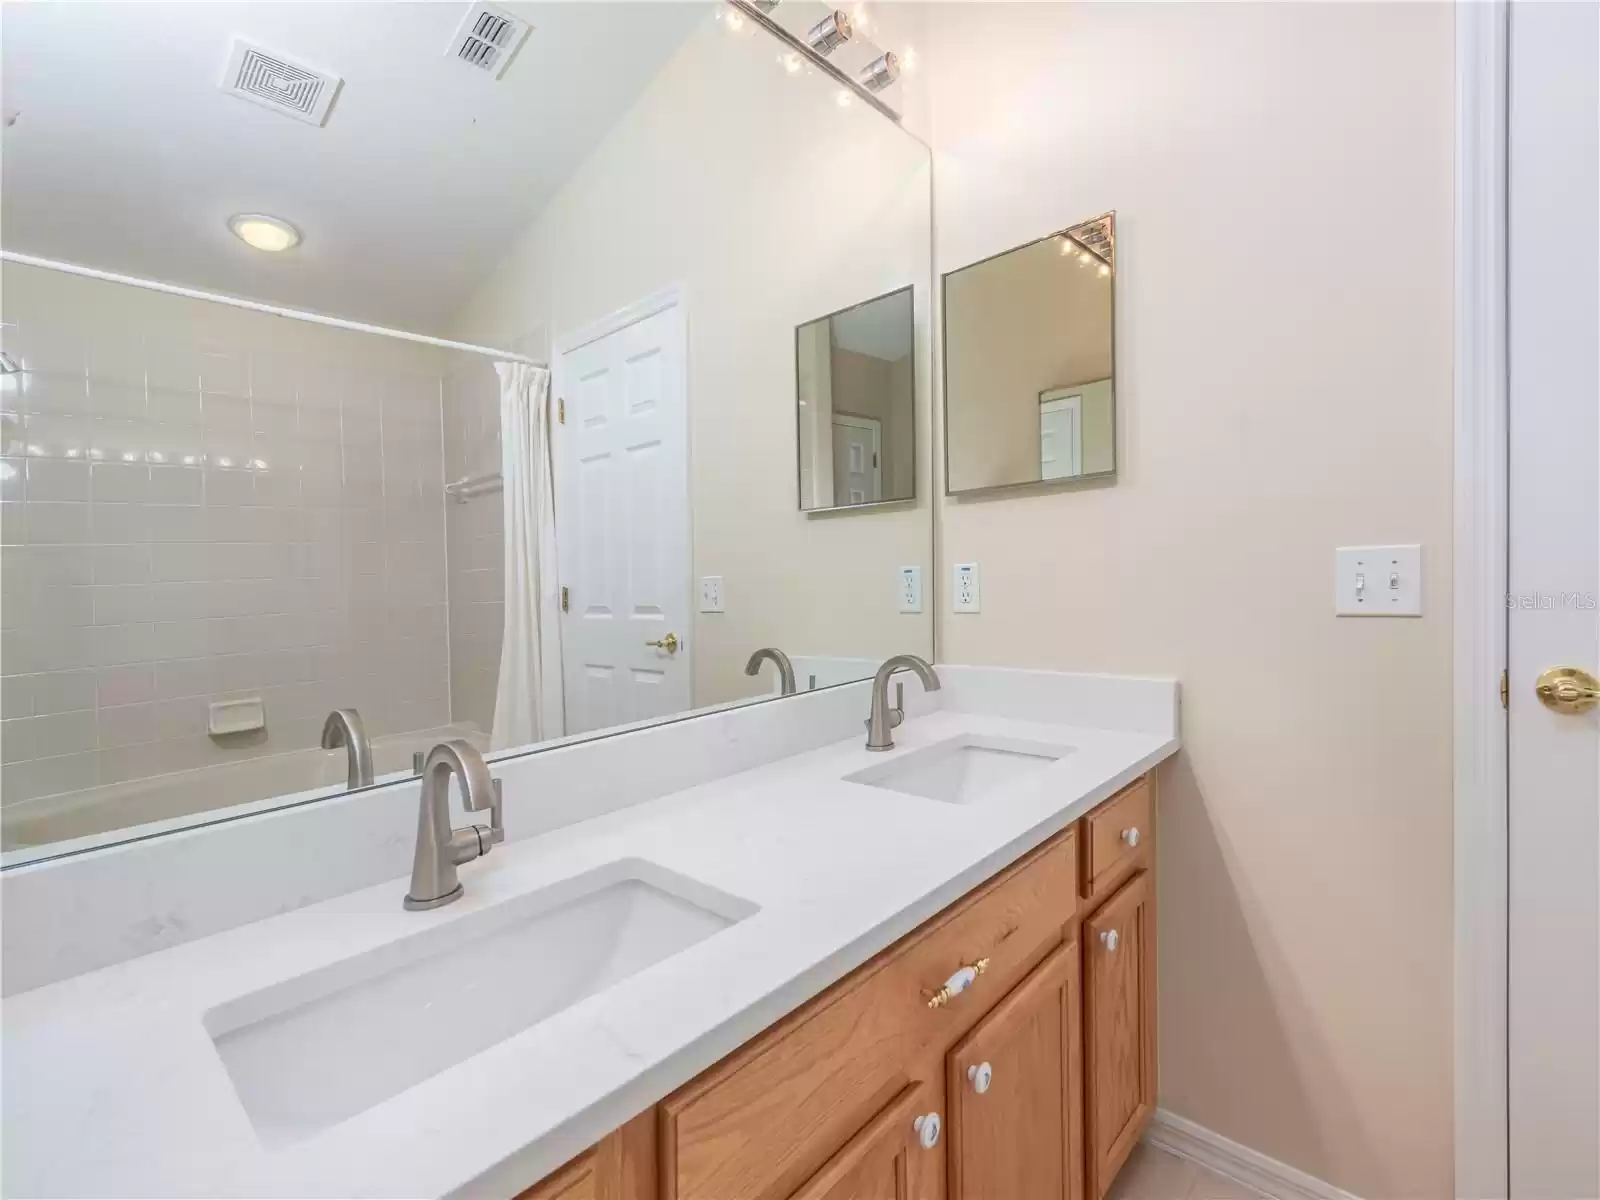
[745,647,798,695]
[404,739,504,911]
[865,654,941,752]
[321,708,375,789]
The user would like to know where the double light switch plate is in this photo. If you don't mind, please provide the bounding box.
[1335,545,1422,616]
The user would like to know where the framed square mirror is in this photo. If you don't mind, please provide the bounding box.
[942,213,1115,495]
[796,285,916,511]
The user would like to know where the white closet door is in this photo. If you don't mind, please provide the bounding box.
[554,297,690,735]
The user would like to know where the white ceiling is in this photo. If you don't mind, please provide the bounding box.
[0,1,709,332]
[830,287,911,361]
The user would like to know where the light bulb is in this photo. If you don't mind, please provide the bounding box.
[837,89,853,107]
[1098,263,1111,277]
[726,10,744,30]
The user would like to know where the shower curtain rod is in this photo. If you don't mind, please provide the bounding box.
[0,251,546,369]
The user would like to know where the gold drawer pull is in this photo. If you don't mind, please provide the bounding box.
[926,957,990,1009]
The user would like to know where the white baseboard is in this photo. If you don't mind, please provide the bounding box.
[1144,1109,1363,1200]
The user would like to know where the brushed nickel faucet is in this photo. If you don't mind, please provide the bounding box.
[321,708,375,789]
[745,647,798,695]
[403,739,504,911]
[865,654,941,752]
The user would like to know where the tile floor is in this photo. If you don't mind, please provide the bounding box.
[1107,1143,1269,1200]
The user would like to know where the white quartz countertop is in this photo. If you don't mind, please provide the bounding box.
[3,704,1178,1200]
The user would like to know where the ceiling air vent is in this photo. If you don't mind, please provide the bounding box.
[219,39,343,127]
[447,3,531,80]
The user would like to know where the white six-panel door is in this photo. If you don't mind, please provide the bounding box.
[1507,2,1599,1195]
[553,294,690,736]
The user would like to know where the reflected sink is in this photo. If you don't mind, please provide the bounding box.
[207,859,755,1148]
[845,734,1073,804]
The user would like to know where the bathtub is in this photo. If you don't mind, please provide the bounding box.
[1,724,488,863]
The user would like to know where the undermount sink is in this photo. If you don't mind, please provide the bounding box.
[845,734,1073,804]
[206,859,755,1148]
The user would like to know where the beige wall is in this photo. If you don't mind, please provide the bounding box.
[451,18,934,710]
[0,261,451,804]
[925,4,1454,1197]
[946,234,1114,490]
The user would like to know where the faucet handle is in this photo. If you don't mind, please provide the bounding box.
[487,778,505,847]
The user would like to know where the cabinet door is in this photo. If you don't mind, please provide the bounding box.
[1084,871,1155,1200]
[788,1082,942,1200]
[946,940,1083,1200]
[517,1152,597,1200]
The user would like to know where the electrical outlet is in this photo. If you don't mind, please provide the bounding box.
[898,565,923,614]
[699,575,724,614]
[953,562,981,613]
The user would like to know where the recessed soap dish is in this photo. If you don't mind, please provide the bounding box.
[209,697,266,737]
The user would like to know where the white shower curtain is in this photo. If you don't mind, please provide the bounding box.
[490,361,564,751]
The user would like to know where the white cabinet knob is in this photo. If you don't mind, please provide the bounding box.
[913,1112,941,1149]
[1101,929,1120,952]
[1121,827,1141,848]
[968,1061,993,1094]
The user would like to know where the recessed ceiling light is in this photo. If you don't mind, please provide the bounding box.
[228,213,301,253]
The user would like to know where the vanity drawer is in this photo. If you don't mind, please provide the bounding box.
[1084,777,1153,897]
[660,828,1078,1200]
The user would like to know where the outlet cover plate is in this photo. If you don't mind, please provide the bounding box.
[1335,545,1422,616]
[953,562,981,613]
[898,566,923,614]
[699,575,724,614]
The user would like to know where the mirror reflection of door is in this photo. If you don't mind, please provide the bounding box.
[1038,391,1083,480]
[555,296,692,737]
[831,415,882,505]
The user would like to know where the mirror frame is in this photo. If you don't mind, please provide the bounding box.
[940,212,1118,498]
[793,282,919,514]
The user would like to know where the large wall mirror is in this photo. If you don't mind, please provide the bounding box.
[942,214,1115,495]
[0,1,932,863]
[796,286,916,511]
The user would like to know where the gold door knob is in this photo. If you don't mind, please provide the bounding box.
[1535,666,1600,714]
[645,632,680,655]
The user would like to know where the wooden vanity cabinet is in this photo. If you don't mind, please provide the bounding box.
[1083,871,1156,1200]
[788,1081,942,1200]
[514,773,1158,1200]
[946,940,1084,1200]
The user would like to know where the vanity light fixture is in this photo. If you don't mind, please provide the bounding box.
[228,213,301,253]
[857,52,900,92]
[806,10,854,56]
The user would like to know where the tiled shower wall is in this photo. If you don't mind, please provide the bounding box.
[441,357,503,735]
[0,263,451,805]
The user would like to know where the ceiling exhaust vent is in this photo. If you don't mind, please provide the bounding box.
[447,3,531,79]
[219,39,343,127]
